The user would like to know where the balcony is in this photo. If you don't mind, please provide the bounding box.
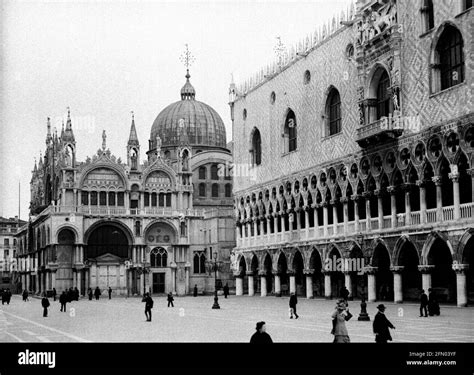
[236,202,474,249]
[49,205,203,218]
[356,117,404,148]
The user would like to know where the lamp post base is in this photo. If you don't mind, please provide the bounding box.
[212,293,220,309]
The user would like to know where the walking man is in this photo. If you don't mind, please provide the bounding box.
[94,286,101,300]
[87,287,93,300]
[289,292,299,319]
[373,304,396,343]
[250,321,273,343]
[59,291,67,312]
[52,288,57,302]
[419,289,428,317]
[22,289,29,302]
[331,300,352,343]
[167,292,174,307]
[108,287,112,300]
[223,283,229,299]
[142,292,154,321]
[5,289,11,305]
[341,286,350,305]
[193,284,198,297]
[41,293,50,317]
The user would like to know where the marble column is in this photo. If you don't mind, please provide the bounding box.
[324,271,332,299]
[352,195,360,232]
[274,272,281,297]
[247,272,255,296]
[77,271,82,295]
[341,197,349,234]
[289,273,296,294]
[405,186,412,225]
[376,190,384,229]
[304,209,310,239]
[449,171,460,220]
[344,271,352,298]
[313,204,319,237]
[323,203,329,237]
[453,264,469,307]
[51,271,56,290]
[364,192,372,231]
[235,276,243,296]
[259,272,267,297]
[417,180,427,224]
[432,176,443,221]
[331,201,338,234]
[304,269,314,299]
[388,187,397,229]
[391,266,404,303]
[366,267,377,302]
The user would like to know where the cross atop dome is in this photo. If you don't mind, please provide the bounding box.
[179,44,197,100]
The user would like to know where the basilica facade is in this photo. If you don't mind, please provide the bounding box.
[229,0,473,306]
[15,72,235,296]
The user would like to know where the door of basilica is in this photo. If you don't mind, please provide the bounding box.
[152,273,165,294]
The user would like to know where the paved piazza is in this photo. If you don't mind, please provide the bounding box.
[0,295,472,343]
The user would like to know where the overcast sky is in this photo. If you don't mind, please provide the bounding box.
[0,0,352,220]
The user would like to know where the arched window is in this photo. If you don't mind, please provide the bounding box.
[144,192,149,206]
[199,166,206,180]
[108,192,116,206]
[166,193,172,207]
[150,248,167,268]
[225,183,232,197]
[436,25,465,91]
[376,70,391,119]
[90,191,98,206]
[135,221,141,236]
[81,191,88,205]
[158,193,165,207]
[151,192,157,207]
[193,252,206,274]
[327,88,342,136]
[99,191,107,206]
[421,0,434,32]
[284,110,297,153]
[199,183,206,197]
[212,183,219,197]
[117,192,125,206]
[251,128,262,166]
[211,164,219,180]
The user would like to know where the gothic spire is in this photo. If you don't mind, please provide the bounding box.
[128,111,139,146]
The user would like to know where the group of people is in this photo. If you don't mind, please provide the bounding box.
[1,288,12,305]
[87,286,112,301]
[419,288,441,317]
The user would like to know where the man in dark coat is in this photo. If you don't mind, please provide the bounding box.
[94,286,101,300]
[52,288,57,302]
[223,283,229,299]
[59,291,67,312]
[22,289,29,302]
[1,289,5,305]
[289,292,299,319]
[250,321,273,343]
[41,293,50,317]
[420,289,428,317]
[108,287,112,300]
[74,287,79,301]
[167,292,174,307]
[67,288,73,303]
[142,292,154,321]
[193,284,198,297]
[87,288,93,300]
[373,304,395,343]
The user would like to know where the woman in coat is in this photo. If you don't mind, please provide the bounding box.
[331,300,352,343]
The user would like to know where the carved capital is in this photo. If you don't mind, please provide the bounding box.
[418,265,435,274]
[386,186,396,194]
[432,176,442,186]
[452,263,469,274]
[448,173,460,182]
[303,268,315,275]
[340,196,349,204]
[390,266,404,273]
[363,266,378,275]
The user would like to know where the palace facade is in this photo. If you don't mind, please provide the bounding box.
[229,0,473,306]
[15,72,235,296]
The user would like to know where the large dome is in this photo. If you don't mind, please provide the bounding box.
[149,71,227,150]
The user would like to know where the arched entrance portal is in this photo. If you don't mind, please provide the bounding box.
[349,245,366,299]
[277,252,288,297]
[263,253,273,294]
[372,244,392,301]
[428,238,456,303]
[250,255,259,295]
[398,241,421,301]
[328,247,344,298]
[293,251,305,296]
[310,249,324,297]
[56,228,76,292]
[85,224,130,294]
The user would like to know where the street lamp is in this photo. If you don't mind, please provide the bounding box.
[207,251,223,309]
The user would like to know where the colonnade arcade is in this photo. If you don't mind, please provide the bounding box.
[233,230,473,307]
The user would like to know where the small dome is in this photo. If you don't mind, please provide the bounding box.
[150,71,227,150]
